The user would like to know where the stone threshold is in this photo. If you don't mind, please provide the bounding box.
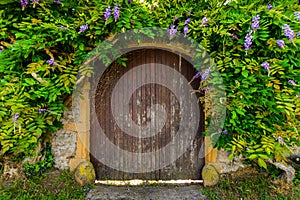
[95,179,203,186]
[86,185,207,200]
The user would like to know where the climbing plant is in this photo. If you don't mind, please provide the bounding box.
[0,0,299,171]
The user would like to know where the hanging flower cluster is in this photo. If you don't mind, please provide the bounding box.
[244,30,253,51]
[20,0,28,9]
[277,39,285,48]
[104,5,120,22]
[166,16,201,38]
[282,24,295,41]
[79,24,88,33]
[251,15,260,31]
[114,5,120,21]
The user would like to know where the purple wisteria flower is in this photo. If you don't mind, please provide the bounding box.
[277,39,285,48]
[20,0,28,8]
[12,113,19,123]
[231,34,238,40]
[201,68,210,81]
[79,24,88,33]
[282,24,294,40]
[167,25,177,37]
[294,12,300,21]
[267,4,273,10]
[277,136,286,145]
[202,87,209,92]
[222,130,228,134]
[261,62,270,76]
[39,108,47,113]
[192,71,201,80]
[114,5,120,21]
[183,25,188,37]
[47,58,54,65]
[288,80,298,85]
[244,30,253,51]
[128,0,132,3]
[251,15,260,31]
[202,17,208,26]
[60,26,67,30]
[185,18,191,25]
[104,6,111,22]
[261,62,270,71]
[54,0,62,4]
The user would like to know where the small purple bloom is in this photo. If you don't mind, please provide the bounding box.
[185,18,191,25]
[202,17,208,26]
[246,147,250,151]
[244,30,253,51]
[297,32,300,37]
[39,108,47,113]
[0,47,3,52]
[79,24,88,33]
[201,68,210,81]
[261,62,270,71]
[267,4,273,10]
[277,136,286,145]
[20,0,28,8]
[54,0,62,4]
[222,130,228,134]
[60,26,67,30]
[47,59,54,65]
[288,80,297,85]
[282,24,294,40]
[294,12,300,21]
[251,15,260,31]
[167,25,178,37]
[114,5,120,21]
[104,6,111,21]
[231,34,238,40]
[12,113,19,123]
[128,0,132,3]
[202,87,209,92]
[183,25,188,37]
[277,40,285,48]
[192,71,201,80]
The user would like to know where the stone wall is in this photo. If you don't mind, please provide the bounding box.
[52,110,77,170]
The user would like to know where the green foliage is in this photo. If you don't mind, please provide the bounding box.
[22,143,54,177]
[0,0,299,173]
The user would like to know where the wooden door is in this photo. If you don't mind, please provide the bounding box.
[90,49,204,180]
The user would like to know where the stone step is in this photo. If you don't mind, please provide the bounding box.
[86,185,207,200]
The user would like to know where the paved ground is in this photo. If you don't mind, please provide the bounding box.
[86,185,207,200]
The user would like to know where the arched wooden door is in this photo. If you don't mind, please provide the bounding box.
[90,49,204,180]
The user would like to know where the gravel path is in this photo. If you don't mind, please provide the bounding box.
[86,185,207,200]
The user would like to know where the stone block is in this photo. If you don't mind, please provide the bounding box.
[74,161,96,186]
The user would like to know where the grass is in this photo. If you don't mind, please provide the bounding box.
[0,169,93,200]
[201,167,300,200]
[0,166,299,199]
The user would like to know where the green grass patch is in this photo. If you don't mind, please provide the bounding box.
[201,167,300,200]
[0,169,93,200]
